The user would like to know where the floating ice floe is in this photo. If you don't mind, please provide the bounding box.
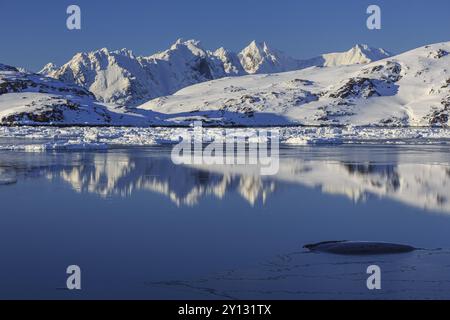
[0,126,450,149]
[284,136,344,145]
[0,140,108,152]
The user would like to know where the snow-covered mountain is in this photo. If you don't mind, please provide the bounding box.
[213,47,246,76]
[238,41,301,74]
[237,42,390,74]
[40,39,390,107]
[3,41,448,127]
[40,40,227,107]
[300,44,391,68]
[139,42,450,127]
[0,63,144,125]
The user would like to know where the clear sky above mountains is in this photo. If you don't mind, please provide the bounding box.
[1,0,450,71]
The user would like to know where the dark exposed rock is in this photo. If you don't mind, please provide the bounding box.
[327,61,401,101]
[0,99,83,124]
[360,61,403,82]
[0,79,34,94]
[329,77,381,99]
[0,75,95,98]
[427,96,450,126]
[428,49,449,59]
[0,64,19,72]
[2,108,64,124]
[287,78,314,86]
[429,111,448,126]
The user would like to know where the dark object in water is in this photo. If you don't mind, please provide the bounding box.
[303,241,417,255]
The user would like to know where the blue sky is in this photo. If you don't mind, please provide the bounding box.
[1,0,450,71]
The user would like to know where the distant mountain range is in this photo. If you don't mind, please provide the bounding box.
[39,39,391,106]
[1,41,448,127]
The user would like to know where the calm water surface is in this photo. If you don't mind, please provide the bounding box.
[1,144,450,299]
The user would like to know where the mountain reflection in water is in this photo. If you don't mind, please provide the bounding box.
[0,145,449,213]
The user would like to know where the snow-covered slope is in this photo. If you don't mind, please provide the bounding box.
[0,63,145,125]
[139,42,450,127]
[41,40,390,107]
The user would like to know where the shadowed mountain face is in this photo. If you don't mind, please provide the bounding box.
[0,146,449,212]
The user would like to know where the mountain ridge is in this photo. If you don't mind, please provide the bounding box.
[40,39,390,107]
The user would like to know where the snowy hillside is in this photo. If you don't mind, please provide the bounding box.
[0,63,145,126]
[41,39,389,107]
[139,42,450,127]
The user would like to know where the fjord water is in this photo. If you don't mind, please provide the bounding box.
[1,144,450,299]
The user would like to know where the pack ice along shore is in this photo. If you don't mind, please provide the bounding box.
[1,40,449,127]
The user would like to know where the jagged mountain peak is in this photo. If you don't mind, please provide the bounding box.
[212,47,245,76]
[315,44,391,67]
[239,40,298,74]
[114,48,135,58]
[172,38,201,47]
[350,44,391,60]
[86,47,135,58]
[240,40,279,58]
[144,39,208,63]
[39,62,58,74]
[353,43,372,51]
[214,46,230,56]
[246,40,269,51]
[166,38,205,56]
